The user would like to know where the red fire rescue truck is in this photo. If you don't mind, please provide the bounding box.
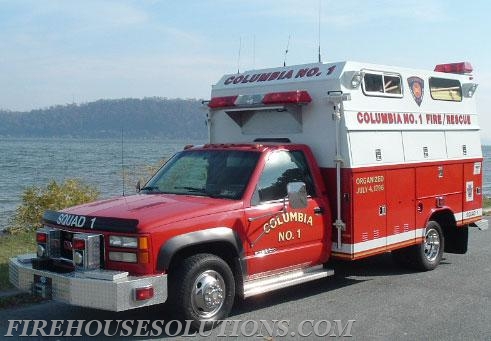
[10,61,487,328]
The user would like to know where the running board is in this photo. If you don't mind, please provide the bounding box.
[243,265,334,298]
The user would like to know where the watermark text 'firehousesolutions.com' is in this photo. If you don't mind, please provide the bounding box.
[5,319,356,337]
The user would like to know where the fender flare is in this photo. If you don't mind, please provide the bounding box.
[156,227,245,271]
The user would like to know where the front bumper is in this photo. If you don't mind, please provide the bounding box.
[9,254,168,311]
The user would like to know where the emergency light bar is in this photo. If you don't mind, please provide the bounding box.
[262,90,312,105]
[434,62,473,74]
[208,90,312,109]
[208,95,238,109]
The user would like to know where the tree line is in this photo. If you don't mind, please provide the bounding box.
[0,97,207,139]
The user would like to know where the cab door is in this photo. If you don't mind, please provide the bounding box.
[244,150,327,275]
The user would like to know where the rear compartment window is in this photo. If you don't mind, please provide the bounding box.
[429,77,462,101]
[362,72,402,97]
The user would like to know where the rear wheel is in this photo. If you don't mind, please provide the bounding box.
[410,221,444,271]
[170,253,235,330]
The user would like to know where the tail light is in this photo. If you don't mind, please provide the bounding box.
[36,228,60,258]
[72,234,101,270]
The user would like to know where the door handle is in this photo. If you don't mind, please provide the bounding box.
[314,207,324,215]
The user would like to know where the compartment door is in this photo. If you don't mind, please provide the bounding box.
[386,168,416,247]
[462,161,483,223]
[351,171,387,256]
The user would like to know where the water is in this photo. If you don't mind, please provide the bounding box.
[0,138,490,229]
[483,145,491,197]
[0,137,204,229]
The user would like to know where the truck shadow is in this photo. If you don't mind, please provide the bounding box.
[331,253,452,278]
[232,252,444,316]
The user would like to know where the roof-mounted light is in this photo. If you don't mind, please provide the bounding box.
[434,62,473,74]
[262,90,312,105]
[208,90,312,109]
[207,95,238,109]
[350,72,363,89]
[235,94,263,106]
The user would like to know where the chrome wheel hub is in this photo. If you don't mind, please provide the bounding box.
[424,227,440,262]
[191,270,225,318]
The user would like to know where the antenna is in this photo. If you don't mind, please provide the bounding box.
[237,36,242,74]
[283,35,291,67]
[121,128,125,196]
[253,34,256,69]
[318,0,322,63]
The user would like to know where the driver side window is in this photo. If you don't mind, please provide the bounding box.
[253,150,315,205]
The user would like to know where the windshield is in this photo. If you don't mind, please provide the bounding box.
[142,149,260,200]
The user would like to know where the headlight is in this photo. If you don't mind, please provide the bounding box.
[109,236,138,248]
[109,251,137,263]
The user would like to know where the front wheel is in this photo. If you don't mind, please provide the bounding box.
[170,254,235,330]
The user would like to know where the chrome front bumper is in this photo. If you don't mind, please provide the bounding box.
[9,254,167,311]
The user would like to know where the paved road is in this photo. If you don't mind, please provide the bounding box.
[1,218,489,340]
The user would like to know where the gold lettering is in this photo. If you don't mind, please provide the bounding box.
[262,211,315,234]
[282,212,290,223]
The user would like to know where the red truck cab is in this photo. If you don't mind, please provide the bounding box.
[12,143,334,329]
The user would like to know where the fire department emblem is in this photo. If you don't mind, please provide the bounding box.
[407,76,424,106]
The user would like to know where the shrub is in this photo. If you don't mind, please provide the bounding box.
[6,179,99,234]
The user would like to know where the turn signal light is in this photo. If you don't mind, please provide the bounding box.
[138,251,149,264]
[138,237,149,250]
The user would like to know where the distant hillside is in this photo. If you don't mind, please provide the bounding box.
[0,97,207,139]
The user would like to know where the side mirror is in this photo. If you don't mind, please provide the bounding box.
[287,182,308,209]
[136,180,141,192]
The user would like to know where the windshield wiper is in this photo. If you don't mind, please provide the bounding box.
[173,186,220,198]
[140,186,161,192]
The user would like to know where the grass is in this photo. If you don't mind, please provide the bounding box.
[0,231,40,309]
[484,196,491,215]
[0,231,36,290]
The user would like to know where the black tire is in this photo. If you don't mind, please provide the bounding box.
[408,221,444,271]
[170,253,235,330]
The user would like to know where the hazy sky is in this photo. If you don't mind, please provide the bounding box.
[1,0,490,143]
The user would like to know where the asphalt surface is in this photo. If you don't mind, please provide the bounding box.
[1,217,489,340]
